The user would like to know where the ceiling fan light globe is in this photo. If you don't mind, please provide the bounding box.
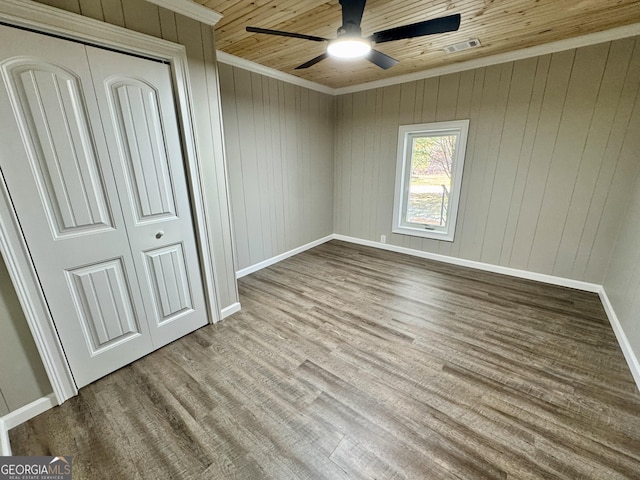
[327,38,371,59]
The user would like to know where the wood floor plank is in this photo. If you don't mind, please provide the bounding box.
[9,240,640,479]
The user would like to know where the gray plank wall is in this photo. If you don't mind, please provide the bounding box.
[0,258,51,416]
[0,0,238,415]
[334,37,640,284]
[218,63,335,271]
[605,171,640,358]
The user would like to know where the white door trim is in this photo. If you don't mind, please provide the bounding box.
[0,0,221,404]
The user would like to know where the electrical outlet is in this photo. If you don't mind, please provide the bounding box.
[380,235,386,243]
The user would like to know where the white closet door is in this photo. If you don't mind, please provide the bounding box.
[0,26,153,387]
[86,46,208,348]
[0,25,208,388]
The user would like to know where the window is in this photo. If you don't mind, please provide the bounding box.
[393,120,469,242]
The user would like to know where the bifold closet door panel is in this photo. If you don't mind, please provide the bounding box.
[85,46,208,349]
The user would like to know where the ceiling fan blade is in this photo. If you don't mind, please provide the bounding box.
[246,26,328,42]
[295,53,329,69]
[340,0,367,27]
[366,49,399,70]
[369,13,461,44]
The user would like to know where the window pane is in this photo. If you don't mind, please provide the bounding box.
[406,134,457,228]
[394,120,469,241]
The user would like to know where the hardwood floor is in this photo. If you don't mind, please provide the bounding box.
[9,240,640,479]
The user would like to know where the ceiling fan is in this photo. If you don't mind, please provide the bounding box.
[246,0,461,70]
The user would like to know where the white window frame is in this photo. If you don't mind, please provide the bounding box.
[392,120,469,242]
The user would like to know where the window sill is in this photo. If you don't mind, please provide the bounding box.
[392,226,455,242]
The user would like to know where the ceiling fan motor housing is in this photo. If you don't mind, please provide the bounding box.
[246,0,461,70]
[338,22,363,38]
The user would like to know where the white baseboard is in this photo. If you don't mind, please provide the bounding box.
[334,234,640,392]
[231,232,640,392]
[236,235,334,279]
[221,302,241,319]
[333,234,601,292]
[0,393,57,455]
[0,418,9,456]
[2,393,57,430]
[598,287,640,391]
[236,233,601,291]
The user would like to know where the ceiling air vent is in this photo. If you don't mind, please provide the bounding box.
[443,39,481,54]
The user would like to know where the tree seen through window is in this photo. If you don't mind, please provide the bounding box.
[407,135,457,227]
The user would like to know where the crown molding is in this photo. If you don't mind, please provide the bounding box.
[217,22,640,96]
[334,22,640,94]
[145,0,222,26]
[215,51,335,95]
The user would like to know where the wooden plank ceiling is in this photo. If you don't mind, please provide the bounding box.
[199,0,640,89]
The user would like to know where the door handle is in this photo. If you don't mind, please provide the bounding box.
[155,231,164,239]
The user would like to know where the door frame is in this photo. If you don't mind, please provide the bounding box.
[0,0,222,403]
